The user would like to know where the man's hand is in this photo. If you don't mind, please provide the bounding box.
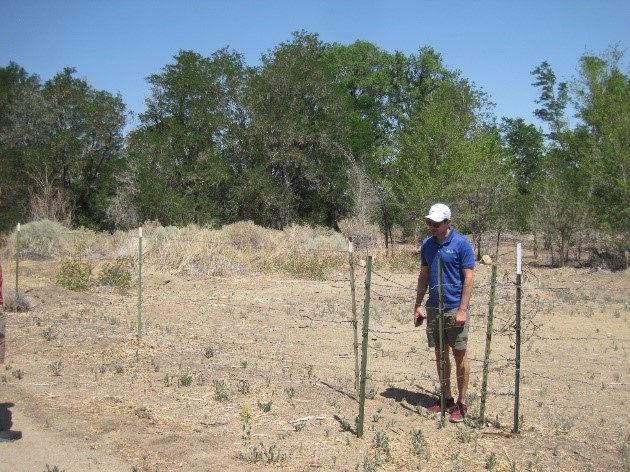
[414,306,425,327]
[454,308,467,327]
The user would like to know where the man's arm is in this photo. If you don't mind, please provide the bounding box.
[414,265,429,324]
[454,267,474,326]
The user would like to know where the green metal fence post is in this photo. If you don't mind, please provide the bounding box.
[357,255,372,438]
[15,223,20,313]
[348,238,359,399]
[479,264,497,425]
[137,226,143,340]
[438,257,446,422]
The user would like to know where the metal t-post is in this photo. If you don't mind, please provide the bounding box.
[357,255,372,438]
[137,227,143,340]
[480,264,497,425]
[437,257,446,422]
[348,239,359,399]
[15,223,20,314]
[513,244,522,433]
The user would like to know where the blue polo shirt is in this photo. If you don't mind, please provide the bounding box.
[421,228,475,309]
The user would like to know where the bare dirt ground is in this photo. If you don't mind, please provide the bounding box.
[1,251,629,471]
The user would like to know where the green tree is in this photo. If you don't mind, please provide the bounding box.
[499,118,545,232]
[128,48,249,226]
[500,117,545,195]
[529,61,591,266]
[0,62,40,232]
[572,47,630,233]
[454,127,516,259]
[0,65,126,229]
[391,74,483,237]
[531,61,569,144]
[240,31,353,228]
[325,45,458,246]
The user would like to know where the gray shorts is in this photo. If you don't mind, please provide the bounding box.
[425,306,469,351]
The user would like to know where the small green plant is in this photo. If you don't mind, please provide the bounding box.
[411,428,430,460]
[362,455,378,472]
[257,400,272,412]
[240,405,252,446]
[450,451,465,472]
[339,418,352,432]
[56,257,93,291]
[285,386,295,399]
[554,415,574,435]
[293,421,306,432]
[178,375,193,387]
[41,327,57,341]
[456,425,478,444]
[213,380,230,401]
[49,361,63,376]
[365,386,378,400]
[248,442,287,464]
[485,451,497,470]
[44,466,65,472]
[237,380,250,394]
[204,346,216,358]
[240,359,248,368]
[373,430,392,463]
[12,369,24,380]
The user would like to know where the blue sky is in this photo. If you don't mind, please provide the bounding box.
[2,0,629,132]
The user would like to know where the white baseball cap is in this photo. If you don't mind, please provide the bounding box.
[425,203,451,222]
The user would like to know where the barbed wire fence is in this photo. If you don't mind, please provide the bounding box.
[7,223,630,442]
[357,245,629,439]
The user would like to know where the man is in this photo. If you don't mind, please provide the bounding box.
[413,203,475,423]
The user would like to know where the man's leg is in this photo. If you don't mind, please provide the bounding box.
[434,345,452,400]
[451,348,469,404]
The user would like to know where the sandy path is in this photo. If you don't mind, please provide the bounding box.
[0,398,128,472]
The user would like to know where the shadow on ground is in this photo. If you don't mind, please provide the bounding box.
[0,402,23,441]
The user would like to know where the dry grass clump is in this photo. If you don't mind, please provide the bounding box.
[3,219,120,262]
[1,219,418,280]
[139,223,227,276]
[134,221,349,278]
[221,221,277,250]
[265,225,347,279]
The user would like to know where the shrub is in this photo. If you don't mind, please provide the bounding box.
[221,221,273,250]
[97,257,132,290]
[13,220,65,259]
[56,258,93,291]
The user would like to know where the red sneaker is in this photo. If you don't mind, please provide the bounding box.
[426,397,455,413]
[449,402,467,423]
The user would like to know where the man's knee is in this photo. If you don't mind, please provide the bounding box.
[451,348,467,361]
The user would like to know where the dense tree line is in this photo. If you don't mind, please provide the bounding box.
[1,32,628,265]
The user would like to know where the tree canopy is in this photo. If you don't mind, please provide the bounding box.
[1,35,628,266]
